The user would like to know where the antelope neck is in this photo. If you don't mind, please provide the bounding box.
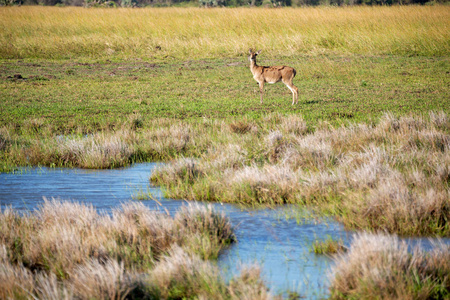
[250,59,259,73]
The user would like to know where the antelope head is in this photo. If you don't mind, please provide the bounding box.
[248,48,261,63]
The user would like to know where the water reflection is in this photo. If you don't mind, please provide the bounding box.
[0,163,447,299]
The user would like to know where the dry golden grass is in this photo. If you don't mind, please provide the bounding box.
[0,198,236,273]
[2,111,448,236]
[57,130,136,168]
[151,112,450,236]
[330,233,450,299]
[0,199,272,299]
[1,6,449,59]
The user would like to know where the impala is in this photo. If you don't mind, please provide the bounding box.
[248,49,299,105]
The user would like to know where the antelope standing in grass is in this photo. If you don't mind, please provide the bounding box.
[248,49,298,105]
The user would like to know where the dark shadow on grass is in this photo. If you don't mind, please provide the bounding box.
[304,100,321,105]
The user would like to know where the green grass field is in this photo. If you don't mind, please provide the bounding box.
[1,55,448,131]
[1,6,449,131]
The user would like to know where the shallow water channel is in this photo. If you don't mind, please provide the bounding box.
[0,163,447,299]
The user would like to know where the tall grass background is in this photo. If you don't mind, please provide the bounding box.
[1,6,449,59]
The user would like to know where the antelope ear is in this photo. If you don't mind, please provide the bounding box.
[248,48,253,54]
[256,50,262,55]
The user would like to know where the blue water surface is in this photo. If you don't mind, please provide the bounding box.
[0,163,446,299]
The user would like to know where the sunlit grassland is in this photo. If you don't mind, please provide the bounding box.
[1,6,449,59]
[0,5,449,236]
[1,6,448,131]
[1,6,449,298]
[1,55,448,131]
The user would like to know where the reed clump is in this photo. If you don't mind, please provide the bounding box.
[0,199,268,299]
[329,233,450,299]
[175,203,235,259]
[228,264,272,300]
[57,130,135,169]
[311,236,346,255]
[229,119,258,134]
[3,129,138,170]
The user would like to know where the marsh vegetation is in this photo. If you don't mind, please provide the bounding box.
[330,233,450,299]
[150,112,450,236]
[0,199,274,299]
[1,5,449,299]
[311,236,346,254]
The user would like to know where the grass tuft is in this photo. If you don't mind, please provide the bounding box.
[0,199,275,299]
[311,236,346,255]
[329,233,450,299]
